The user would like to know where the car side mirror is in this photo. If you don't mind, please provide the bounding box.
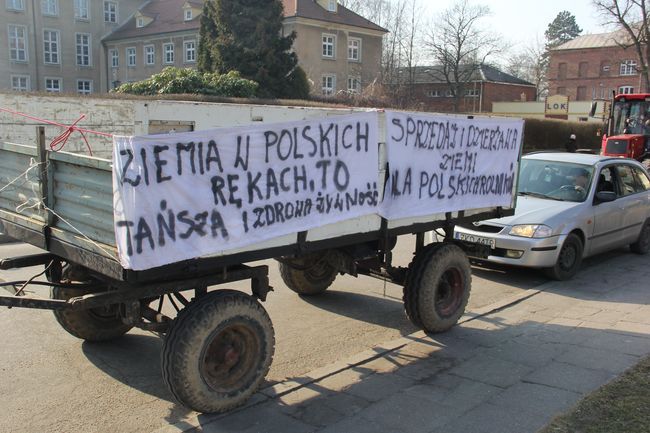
[594,191,617,204]
[589,101,598,117]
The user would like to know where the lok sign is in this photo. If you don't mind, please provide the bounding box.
[545,94,569,120]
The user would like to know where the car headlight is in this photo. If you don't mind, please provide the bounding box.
[509,224,553,238]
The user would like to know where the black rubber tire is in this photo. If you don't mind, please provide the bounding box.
[51,286,133,342]
[161,290,274,413]
[545,233,583,280]
[631,219,650,254]
[403,243,472,333]
[278,252,338,296]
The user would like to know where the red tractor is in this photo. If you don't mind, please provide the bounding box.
[599,93,650,167]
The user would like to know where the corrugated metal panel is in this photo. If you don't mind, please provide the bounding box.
[0,146,46,223]
[51,160,116,247]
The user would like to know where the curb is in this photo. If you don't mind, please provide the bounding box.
[154,283,551,433]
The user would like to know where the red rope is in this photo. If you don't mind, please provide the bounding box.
[0,107,115,156]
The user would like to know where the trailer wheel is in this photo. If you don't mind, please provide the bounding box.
[51,286,133,342]
[631,219,650,254]
[278,252,338,296]
[403,243,471,333]
[161,290,274,413]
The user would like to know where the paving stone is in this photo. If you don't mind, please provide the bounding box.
[586,309,627,325]
[559,306,602,320]
[483,340,568,368]
[357,392,464,433]
[201,402,315,433]
[276,385,332,415]
[344,372,416,402]
[401,384,448,404]
[556,346,639,374]
[289,396,348,428]
[623,309,650,325]
[580,329,650,356]
[524,361,615,394]
[431,402,546,433]
[393,355,456,381]
[316,367,372,393]
[488,382,581,418]
[320,392,372,418]
[315,416,387,433]
[448,354,533,388]
[423,334,481,360]
[612,320,650,335]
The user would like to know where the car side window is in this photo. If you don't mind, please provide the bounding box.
[616,165,642,195]
[632,166,650,190]
[596,166,617,194]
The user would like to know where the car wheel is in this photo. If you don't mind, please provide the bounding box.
[545,233,583,280]
[630,219,650,254]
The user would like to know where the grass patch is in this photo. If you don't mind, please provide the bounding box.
[540,354,650,433]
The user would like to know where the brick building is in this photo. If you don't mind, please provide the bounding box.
[548,29,644,101]
[401,64,536,113]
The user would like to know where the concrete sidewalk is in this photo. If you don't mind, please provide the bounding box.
[160,252,650,433]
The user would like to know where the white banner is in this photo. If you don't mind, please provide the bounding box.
[113,112,380,270]
[380,111,523,219]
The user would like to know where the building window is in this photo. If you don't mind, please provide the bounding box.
[557,87,566,95]
[75,33,91,66]
[77,79,92,94]
[348,37,361,61]
[465,88,480,97]
[322,74,336,95]
[6,0,24,10]
[41,0,58,16]
[427,89,440,97]
[322,34,335,58]
[578,62,588,78]
[45,77,61,92]
[126,47,136,66]
[577,86,587,100]
[144,45,154,65]
[163,43,174,64]
[327,0,336,11]
[619,85,634,94]
[184,40,196,63]
[347,77,361,93]
[184,8,192,20]
[43,29,59,64]
[74,0,89,19]
[104,1,117,23]
[110,49,118,67]
[8,25,27,62]
[558,62,567,80]
[11,75,30,91]
[136,17,144,27]
[620,60,637,76]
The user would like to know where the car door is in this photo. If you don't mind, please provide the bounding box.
[615,164,648,244]
[589,165,625,255]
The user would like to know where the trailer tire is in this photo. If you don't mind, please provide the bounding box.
[51,286,133,342]
[278,252,338,296]
[631,219,650,254]
[403,243,471,333]
[161,290,274,413]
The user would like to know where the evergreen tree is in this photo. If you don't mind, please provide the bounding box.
[545,11,583,51]
[199,0,298,98]
[197,1,219,73]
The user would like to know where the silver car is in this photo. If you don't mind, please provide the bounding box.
[454,152,650,279]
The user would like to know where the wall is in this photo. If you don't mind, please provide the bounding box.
[0,92,371,159]
[492,100,605,123]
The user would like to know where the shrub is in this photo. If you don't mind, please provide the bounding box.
[112,67,258,98]
[522,118,603,153]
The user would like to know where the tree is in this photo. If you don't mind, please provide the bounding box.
[506,39,548,99]
[593,0,650,92]
[424,0,502,112]
[197,0,298,98]
[544,11,583,51]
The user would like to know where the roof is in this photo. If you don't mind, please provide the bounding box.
[281,0,387,33]
[103,0,201,41]
[402,64,535,86]
[523,152,623,166]
[104,0,386,42]
[553,28,632,50]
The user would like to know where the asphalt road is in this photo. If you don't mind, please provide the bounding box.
[0,238,553,433]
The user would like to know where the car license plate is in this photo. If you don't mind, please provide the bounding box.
[454,232,496,249]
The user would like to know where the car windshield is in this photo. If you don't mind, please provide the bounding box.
[518,159,595,202]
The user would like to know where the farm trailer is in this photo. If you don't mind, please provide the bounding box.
[0,110,522,413]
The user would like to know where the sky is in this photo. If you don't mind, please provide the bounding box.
[425,0,611,54]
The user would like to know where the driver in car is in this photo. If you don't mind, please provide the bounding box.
[572,169,589,194]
